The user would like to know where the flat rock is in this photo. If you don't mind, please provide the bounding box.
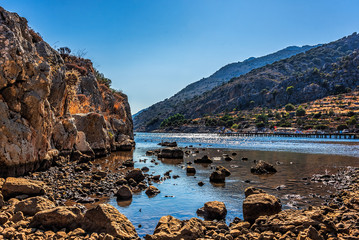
[82,204,138,239]
[194,155,213,164]
[157,147,184,159]
[30,206,83,230]
[244,187,266,197]
[15,196,55,216]
[2,177,47,199]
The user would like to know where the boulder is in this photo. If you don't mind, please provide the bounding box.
[251,160,277,174]
[115,178,128,186]
[243,193,281,223]
[145,186,160,196]
[145,216,205,240]
[244,187,266,197]
[209,170,226,183]
[157,147,184,159]
[116,139,135,151]
[75,131,94,155]
[2,177,46,199]
[216,165,231,176]
[122,159,134,167]
[125,169,145,182]
[116,186,133,200]
[15,196,55,216]
[186,166,196,174]
[83,204,138,239]
[158,142,177,147]
[194,155,213,164]
[223,154,233,161]
[30,206,83,230]
[196,201,227,220]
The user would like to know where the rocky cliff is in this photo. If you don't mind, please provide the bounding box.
[0,7,134,177]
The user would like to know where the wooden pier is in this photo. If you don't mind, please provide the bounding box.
[219,132,358,139]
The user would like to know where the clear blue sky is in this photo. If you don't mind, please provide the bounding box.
[2,1,359,114]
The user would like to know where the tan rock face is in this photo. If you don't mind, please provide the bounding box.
[243,193,282,223]
[82,204,138,239]
[0,6,134,177]
[14,196,55,216]
[197,201,227,221]
[2,177,47,199]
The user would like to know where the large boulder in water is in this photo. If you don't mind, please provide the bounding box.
[157,147,184,159]
[82,204,138,239]
[251,160,277,174]
[125,168,145,183]
[209,170,226,183]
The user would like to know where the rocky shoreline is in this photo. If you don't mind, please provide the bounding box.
[1,145,359,239]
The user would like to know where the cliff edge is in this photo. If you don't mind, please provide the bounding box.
[0,7,134,177]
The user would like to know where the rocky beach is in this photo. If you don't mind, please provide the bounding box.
[1,5,359,240]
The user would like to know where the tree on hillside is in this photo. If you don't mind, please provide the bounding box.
[296,105,306,116]
[285,103,295,112]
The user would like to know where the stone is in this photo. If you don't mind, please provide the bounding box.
[196,201,227,220]
[75,131,94,155]
[123,159,134,167]
[0,193,4,207]
[244,187,266,197]
[2,177,47,199]
[145,186,160,196]
[216,166,231,176]
[145,215,206,240]
[243,193,282,223]
[210,170,226,183]
[198,181,204,186]
[116,186,133,200]
[11,211,24,222]
[82,204,138,239]
[251,160,277,174]
[157,147,184,159]
[30,206,83,230]
[186,166,196,174]
[125,169,145,182]
[158,142,177,147]
[115,178,128,186]
[194,155,213,164]
[15,196,56,216]
[0,211,9,225]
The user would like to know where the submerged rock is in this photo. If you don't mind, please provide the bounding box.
[251,160,277,174]
[145,186,160,196]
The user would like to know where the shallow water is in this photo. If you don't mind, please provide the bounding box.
[104,133,359,237]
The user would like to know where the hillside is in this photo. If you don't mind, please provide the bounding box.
[136,33,359,132]
[134,45,316,131]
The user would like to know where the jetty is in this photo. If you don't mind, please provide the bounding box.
[219,132,358,139]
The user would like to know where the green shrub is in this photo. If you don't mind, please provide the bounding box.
[285,103,295,112]
[296,105,306,116]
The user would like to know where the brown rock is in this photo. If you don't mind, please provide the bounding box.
[116,185,133,200]
[297,226,324,240]
[157,147,184,159]
[145,215,205,240]
[0,211,9,225]
[145,186,160,196]
[30,206,83,230]
[186,166,196,174]
[11,211,24,222]
[197,201,227,220]
[0,193,4,207]
[251,160,277,174]
[125,169,145,182]
[82,204,138,239]
[244,187,266,197]
[243,193,281,223]
[2,177,46,199]
[216,165,231,176]
[194,155,213,164]
[210,170,226,183]
[15,196,55,216]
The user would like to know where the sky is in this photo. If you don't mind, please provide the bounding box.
[2,1,359,114]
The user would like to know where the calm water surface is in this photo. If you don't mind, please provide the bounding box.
[104,133,359,237]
